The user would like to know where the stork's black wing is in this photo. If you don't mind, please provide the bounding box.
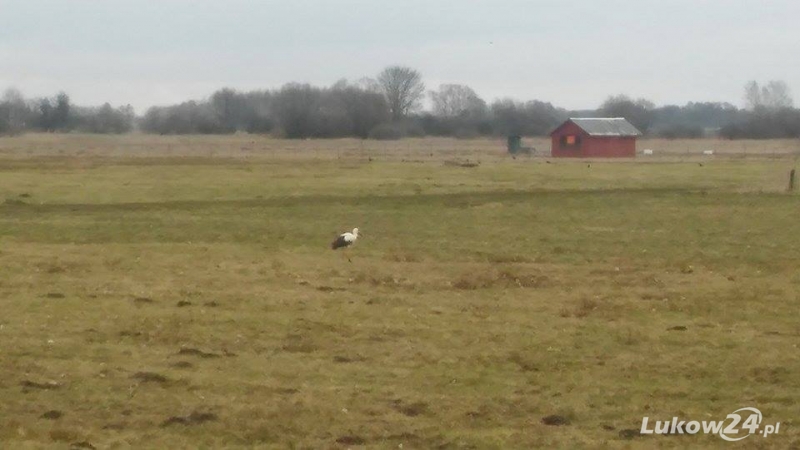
[331,234,351,250]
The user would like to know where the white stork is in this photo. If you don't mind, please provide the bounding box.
[331,227,360,262]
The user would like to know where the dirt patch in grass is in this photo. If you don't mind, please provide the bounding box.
[333,354,366,363]
[349,271,412,289]
[170,361,194,369]
[316,286,346,292]
[508,351,539,372]
[541,415,570,426]
[21,380,61,391]
[131,372,170,384]
[483,253,534,264]
[443,159,479,168]
[177,347,221,358]
[392,400,429,417]
[119,330,143,337]
[41,410,63,420]
[384,251,421,263]
[452,267,550,290]
[618,429,641,439]
[560,297,599,318]
[281,334,317,354]
[48,429,79,442]
[750,366,791,384]
[161,411,218,427]
[335,435,366,445]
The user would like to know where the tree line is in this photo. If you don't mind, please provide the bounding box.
[1,66,797,139]
[0,89,135,135]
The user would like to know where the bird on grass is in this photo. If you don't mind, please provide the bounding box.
[331,227,360,262]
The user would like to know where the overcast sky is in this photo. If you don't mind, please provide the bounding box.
[1,0,798,113]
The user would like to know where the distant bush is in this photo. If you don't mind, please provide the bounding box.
[402,121,425,137]
[243,115,274,134]
[657,124,704,139]
[454,127,480,139]
[368,123,405,140]
[140,101,227,135]
[72,104,135,134]
[490,99,567,136]
[719,108,800,139]
[0,88,33,135]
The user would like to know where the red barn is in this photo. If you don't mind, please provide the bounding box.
[550,118,641,158]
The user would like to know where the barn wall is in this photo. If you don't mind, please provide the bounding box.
[550,122,589,158]
[582,137,636,157]
[550,122,636,158]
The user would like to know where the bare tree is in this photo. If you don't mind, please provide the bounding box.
[600,94,655,133]
[730,80,798,138]
[75,103,135,133]
[210,88,247,132]
[762,80,793,109]
[54,92,71,130]
[429,84,487,119]
[490,98,566,136]
[1,88,30,134]
[356,77,381,94]
[272,83,323,138]
[744,80,762,110]
[330,80,389,138]
[744,80,793,111]
[37,97,55,131]
[376,66,425,121]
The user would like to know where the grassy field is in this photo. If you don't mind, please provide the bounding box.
[0,134,798,449]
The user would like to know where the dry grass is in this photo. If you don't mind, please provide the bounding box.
[0,134,798,448]
[0,132,798,161]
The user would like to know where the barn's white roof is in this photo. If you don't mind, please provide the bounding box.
[563,118,641,136]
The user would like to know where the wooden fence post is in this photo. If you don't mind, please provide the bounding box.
[789,169,796,192]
